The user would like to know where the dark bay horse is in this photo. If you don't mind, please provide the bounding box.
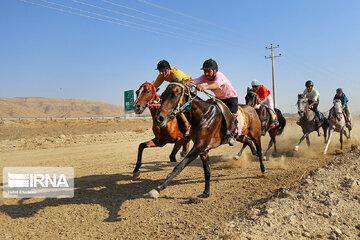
[132,82,191,178]
[149,80,265,199]
[244,88,286,159]
[294,94,328,151]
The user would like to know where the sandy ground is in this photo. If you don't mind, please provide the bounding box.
[0,117,359,239]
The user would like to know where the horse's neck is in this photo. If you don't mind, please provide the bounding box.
[184,97,220,125]
[149,106,159,119]
[305,109,315,120]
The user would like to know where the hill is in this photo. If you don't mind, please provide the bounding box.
[0,97,125,118]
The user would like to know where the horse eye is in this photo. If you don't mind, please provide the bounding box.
[146,90,150,94]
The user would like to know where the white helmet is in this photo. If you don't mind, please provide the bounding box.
[251,80,260,87]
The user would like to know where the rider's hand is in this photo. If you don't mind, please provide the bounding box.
[196,85,206,92]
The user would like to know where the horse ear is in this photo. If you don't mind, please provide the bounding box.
[136,89,139,96]
[156,88,160,92]
[297,94,303,99]
[247,87,251,93]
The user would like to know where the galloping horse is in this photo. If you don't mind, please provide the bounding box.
[323,100,351,154]
[294,94,328,151]
[132,82,191,178]
[149,80,264,199]
[244,88,286,159]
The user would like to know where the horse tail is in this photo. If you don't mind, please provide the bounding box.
[275,108,286,135]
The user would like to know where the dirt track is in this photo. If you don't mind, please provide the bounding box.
[0,118,359,239]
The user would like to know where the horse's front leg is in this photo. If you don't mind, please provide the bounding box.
[264,134,276,159]
[340,130,343,150]
[323,128,333,154]
[199,151,210,198]
[133,138,165,178]
[180,136,191,158]
[294,132,309,152]
[149,145,205,199]
[169,138,186,162]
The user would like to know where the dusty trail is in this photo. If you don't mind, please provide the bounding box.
[0,118,358,239]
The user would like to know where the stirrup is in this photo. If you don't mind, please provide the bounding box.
[270,120,279,128]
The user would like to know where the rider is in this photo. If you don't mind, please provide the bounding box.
[154,60,192,136]
[251,80,279,128]
[303,80,322,124]
[333,88,351,127]
[193,59,238,146]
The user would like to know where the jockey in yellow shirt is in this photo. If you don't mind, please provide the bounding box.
[154,60,192,136]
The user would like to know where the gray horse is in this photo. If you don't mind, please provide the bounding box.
[294,94,328,151]
[323,100,351,154]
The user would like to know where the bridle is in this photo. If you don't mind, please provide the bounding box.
[167,81,198,118]
[138,82,161,108]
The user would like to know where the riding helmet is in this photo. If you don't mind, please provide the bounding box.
[201,59,218,71]
[336,88,343,93]
[305,80,314,87]
[251,80,260,87]
[156,60,170,70]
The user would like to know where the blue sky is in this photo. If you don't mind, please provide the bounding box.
[1,0,359,114]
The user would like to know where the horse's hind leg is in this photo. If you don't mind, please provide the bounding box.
[250,135,265,173]
[133,138,165,178]
[306,136,310,148]
[235,136,256,159]
[199,151,210,198]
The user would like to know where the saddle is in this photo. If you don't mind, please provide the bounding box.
[213,99,236,130]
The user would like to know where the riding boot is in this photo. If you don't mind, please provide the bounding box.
[227,119,238,146]
[269,110,279,128]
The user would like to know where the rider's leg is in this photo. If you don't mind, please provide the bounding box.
[344,104,351,128]
[222,97,238,146]
[180,112,191,136]
[264,95,278,127]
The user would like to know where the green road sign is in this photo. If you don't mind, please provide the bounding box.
[124,90,134,113]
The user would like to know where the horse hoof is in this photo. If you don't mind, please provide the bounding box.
[262,156,267,161]
[233,155,240,160]
[198,193,209,198]
[170,159,177,163]
[294,146,299,152]
[180,151,188,158]
[133,171,140,179]
[323,151,327,155]
[148,189,160,199]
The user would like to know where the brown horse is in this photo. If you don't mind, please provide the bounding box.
[132,82,191,178]
[149,80,264,199]
[244,88,286,159]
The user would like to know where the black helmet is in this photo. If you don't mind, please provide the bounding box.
[336,88,343,93]
[201,59,218,71]
[156,60,170,70]
[305,80,313,87]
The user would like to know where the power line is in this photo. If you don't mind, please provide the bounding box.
[19,0,242,50]
[138,0,268,43]
[68,0,243,49]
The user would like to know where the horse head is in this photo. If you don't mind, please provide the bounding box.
[333,99,343,121]
[133,82,160,114]
[245,87,258,107]
[296,94,308,118]
[155,79,190,128]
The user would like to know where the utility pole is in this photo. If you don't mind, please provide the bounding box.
[265,44,281,108]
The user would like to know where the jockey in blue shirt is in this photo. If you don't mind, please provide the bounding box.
[333,88,351,127]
